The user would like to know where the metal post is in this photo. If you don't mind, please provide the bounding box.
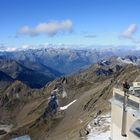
[121,90,129,137]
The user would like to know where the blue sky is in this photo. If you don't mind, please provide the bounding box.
[0,0,140,49]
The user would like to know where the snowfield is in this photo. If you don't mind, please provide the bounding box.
[87,113,111,140]
[59,100,77,110]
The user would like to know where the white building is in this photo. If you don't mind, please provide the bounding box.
[110,82,140,140]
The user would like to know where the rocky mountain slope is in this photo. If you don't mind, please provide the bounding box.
[0,57,140,140]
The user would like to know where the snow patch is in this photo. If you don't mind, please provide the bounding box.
[0,124,13,132]
[86,113,111,140]
[60,100,77,110]
[62,90,67,98]
[10,135,31,140]
[117,57,137,65]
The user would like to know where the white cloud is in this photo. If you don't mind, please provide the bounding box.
[0,44,17,52]
[17,19,73,37]
[121,24,137,39]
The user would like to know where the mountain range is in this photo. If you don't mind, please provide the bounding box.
[0,51,140,140]
[0,47,138,75]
